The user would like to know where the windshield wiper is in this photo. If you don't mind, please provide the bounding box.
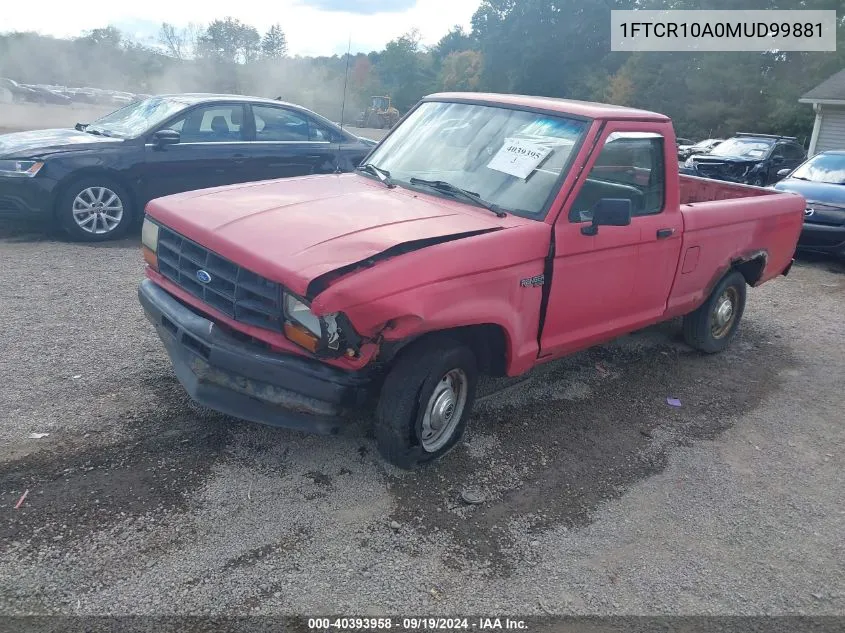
[358,163,395,188]
[409,178,507,218]
[85,127,113,137]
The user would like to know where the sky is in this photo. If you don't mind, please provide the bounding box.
[3,0,481,56]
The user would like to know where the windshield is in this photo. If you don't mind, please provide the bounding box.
[86,97,192,138]
[709,137,773,158]
[363,101,589,217]
[790,153,845,184]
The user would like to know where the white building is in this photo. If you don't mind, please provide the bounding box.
[800,68,845,156]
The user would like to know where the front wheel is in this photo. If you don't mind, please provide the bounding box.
[375,336,478,469]
[682,271,747,353]
[58,176,134,242]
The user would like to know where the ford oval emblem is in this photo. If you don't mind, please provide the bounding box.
[196,270,212,284]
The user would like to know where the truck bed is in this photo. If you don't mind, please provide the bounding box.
[679,173,778,204]
[665,174,805,319]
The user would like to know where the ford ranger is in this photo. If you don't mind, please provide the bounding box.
[137,93,805,469]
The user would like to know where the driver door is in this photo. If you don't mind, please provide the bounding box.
[140,103,252,202]
[769,142,805,182]
[539,123,682,359]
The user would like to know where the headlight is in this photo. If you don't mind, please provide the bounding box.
[684,157,694,168]
[0,159,44,177]
[141,218,159,269]
[284,294,322,336]
[141,218,159,251]
[283,293,345,354]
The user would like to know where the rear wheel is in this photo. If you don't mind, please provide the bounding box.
[682,271,747,353]
[58,176,133,242]
[375,336,478,469]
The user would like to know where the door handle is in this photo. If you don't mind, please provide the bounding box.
[656,228,675,239]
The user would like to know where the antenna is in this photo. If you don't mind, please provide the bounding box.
[335,35,352,174]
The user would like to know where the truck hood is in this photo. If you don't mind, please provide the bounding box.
[0,128,123,158]
[689,154,760,164]
[146,173,508,296]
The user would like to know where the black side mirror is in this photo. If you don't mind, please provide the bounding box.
[581,198,632,236]
[152,129,180,148]
[776,168,792,179]
[74,122,87,131]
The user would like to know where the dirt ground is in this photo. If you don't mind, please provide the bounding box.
[0,211,843,615]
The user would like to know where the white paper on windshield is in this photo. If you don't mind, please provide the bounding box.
[487,137,552,179]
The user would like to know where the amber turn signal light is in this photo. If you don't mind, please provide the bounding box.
[142,245,158,270]
[284,321,319,352]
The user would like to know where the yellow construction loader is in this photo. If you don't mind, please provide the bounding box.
[356,96,401,129]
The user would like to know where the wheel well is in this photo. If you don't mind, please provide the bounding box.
[381,324,509,377]
[52,169,136,219]
[732,254,767,286]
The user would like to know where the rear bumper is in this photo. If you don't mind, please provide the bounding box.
[797,222,845,256]
[138,279,372,434]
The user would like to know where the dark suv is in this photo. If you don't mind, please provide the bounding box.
[680,133,806,187]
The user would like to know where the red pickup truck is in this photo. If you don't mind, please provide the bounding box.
[138,92,804,469]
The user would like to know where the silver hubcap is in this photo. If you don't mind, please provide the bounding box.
[72,187,123,234]
[715,297,733,326]
[711,286,739,339]
[420,368,468,452]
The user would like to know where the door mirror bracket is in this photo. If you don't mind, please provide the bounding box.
[152,129,181,149]
[581,198,633,236]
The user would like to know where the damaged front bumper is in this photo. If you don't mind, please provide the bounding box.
[138,279,372,434]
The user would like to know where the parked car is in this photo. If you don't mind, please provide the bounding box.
[676,137,695,147]
[0,78,28,103]
[681,133,806,186]
[0,94,377,241]
[20,84,72,105]
[677,138,723,161]
[137,92,804,469]
[771,150,845,257]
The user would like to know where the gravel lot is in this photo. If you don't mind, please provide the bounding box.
[0,214,843,616]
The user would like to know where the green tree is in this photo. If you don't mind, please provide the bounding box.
[470,0,625,98]
[261,24,288,59]
[377,29,436,112]
[433,26,475,69]
[81,26,123,49]
[197,18,261,64]
[440,50,483,91]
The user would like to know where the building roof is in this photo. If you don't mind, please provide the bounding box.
[424,92,669,121]
[800,69,845,104]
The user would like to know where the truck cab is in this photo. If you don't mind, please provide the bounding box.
[138,93,804,469]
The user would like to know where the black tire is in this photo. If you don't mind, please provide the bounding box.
[682,270,747,354]
[58,175,134,242]
[375,336,478,469]
[751,174,766,187]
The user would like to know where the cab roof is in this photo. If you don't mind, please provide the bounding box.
[425,92,669,122]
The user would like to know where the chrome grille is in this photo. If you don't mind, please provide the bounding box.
[156,225,283,331]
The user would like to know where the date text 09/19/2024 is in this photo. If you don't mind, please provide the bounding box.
[307,617,528,631]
